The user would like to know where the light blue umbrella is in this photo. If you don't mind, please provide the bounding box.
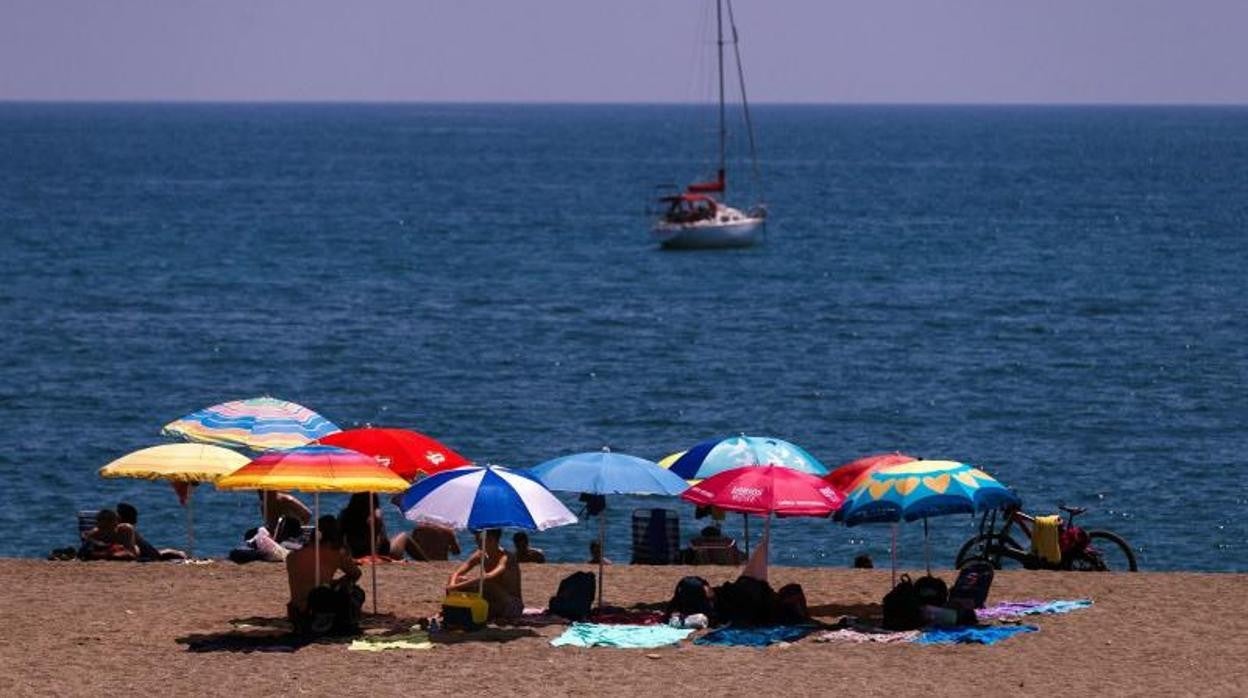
[531,449,688,608]
[667,434,829,481]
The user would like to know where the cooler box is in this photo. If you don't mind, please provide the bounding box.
[442,591,489,630]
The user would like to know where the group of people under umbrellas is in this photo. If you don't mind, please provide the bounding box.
[95,397,1020,634]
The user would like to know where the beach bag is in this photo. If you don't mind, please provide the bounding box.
[303,584,364,636]
[914,574,949,607]
[548,571,596,621]
[715,576,775,626]
[948,560,994,610]
[882,574,923,630]
[774,583,810,624]
[667,576,714,620]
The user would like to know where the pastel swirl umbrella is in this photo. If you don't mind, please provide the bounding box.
[99,443,250,557]
[667,435,829,482]
[824,452,916,497]
[681,465,843,580]
[836,460,1020,576]
[318,427,471,481]
[531,449,688,608]
[163,396,341,452]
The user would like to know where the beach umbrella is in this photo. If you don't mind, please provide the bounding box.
[530,449,688,608]
[836,460,1020,578]
[216,444,408,609]
[398,465,577,599]
[824,452,916,497]
[667,435,830,553]
[681,465,843,580]
[98,443,250,557]
[163,396,341,452]
[317,427,471,481]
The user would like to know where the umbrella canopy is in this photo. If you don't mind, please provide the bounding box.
[318,427,471,481]
[398,465,577,532]
[681,465,843,517]
[530,451,688,496]
[163,396,341,452]
[99,443,249,483]
[215,445,408,494]
[836,460,1019,526]
[667,435,829,482]
[824,452,916,497]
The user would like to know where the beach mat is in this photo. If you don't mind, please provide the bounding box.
[348,630,433,652]
[976,599,1093,621]
[694,625,815,648]
[550,623,692,649]
[915,625,1038,645]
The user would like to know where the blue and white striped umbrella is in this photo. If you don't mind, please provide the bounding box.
[398,465,577,532]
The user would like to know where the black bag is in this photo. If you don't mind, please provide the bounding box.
[301,583,364,636]
[914,574,949,607]
[774,583,810,624]
[548,571,596,620]
[882,574,923,630]
[948,561,994,610]
[715,576,776,626]
[667,576,713,620]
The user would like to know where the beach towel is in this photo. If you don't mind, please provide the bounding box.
[694,625,815,648]
[977,599,1093,621]
[915,625,1038,645]
[587,609,665,625]
[550,623,692,649]
[348,631,433,652]
[814,628,920,644]
[1031,515,1062,564]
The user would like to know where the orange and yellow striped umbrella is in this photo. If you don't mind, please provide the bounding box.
[215,445,408,494]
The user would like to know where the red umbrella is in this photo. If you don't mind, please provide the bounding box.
[681,465,843,580]
[318,427,470,481]
[824,452,916,497]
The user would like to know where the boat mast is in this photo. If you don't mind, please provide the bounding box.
[726,0,762,203]
[716,0,726,194]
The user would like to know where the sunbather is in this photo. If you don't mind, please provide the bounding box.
[338,493,390,559]
[391,522,461,561]
[512,531,546,563]
[286,515,362,633]
[260,490,311,534]
[117,502,187,561]
[80,509,139,561]
[446,528,522,619]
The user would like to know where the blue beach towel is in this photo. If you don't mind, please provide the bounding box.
[915,625,1039,645]
[694,625,815,648]
[550,623,692,649]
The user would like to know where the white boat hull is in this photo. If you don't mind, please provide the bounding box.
[650,216,764,250]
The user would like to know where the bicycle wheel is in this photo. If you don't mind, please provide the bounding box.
[1073,530,1138,572]
[954,533,1028,570]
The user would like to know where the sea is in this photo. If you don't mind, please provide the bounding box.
[1,103,1245,572]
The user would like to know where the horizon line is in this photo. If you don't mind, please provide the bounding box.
[2,98,1247,109]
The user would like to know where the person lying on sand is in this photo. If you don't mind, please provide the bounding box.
[391,522,461,561]
[512,531,546,563]
[117,502,187,561]
[80,509,139,561]
[260,490,311,534]
[286,515,362,631]
[446,529,522,619]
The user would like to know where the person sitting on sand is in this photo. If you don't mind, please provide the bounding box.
[446,528,522,619]
[390,522,461,561]
[512,531,546,563]
[260,490,312,534]
[80,509,139,561]
[338,493,390,559]
[117,502,187,561]
[286,515,363,634]
[685,525,743,564]
[588,540,611,565]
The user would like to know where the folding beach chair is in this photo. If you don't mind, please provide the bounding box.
[631,508,680,564]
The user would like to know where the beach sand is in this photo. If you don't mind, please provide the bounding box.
[1,559,1243,697]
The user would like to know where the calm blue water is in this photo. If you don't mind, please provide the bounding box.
[1,104,1245,571]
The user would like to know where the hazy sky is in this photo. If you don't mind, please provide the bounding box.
[2,0,1246,103]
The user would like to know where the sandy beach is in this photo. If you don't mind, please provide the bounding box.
[2,559,1244,697]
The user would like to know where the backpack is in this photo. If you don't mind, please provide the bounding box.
[948,561,994,610]
[667,576,714,620]
[882,574,923,630]
[548,571,596,620]
[715,576,776,626]
[914,574,949,607]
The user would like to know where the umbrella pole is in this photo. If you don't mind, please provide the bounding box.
[186,487,195,559]
[314,494,320,588]
[763,512,772,579]
[891,523,898,587]
[598,511,606,611]
[924,517,931,576]
[743,513,750,556]
[369,492,378,615]
[477,534,485,597]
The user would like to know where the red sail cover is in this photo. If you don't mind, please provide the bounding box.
[686,170,725,193]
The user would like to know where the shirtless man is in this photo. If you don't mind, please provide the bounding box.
[286,516,362,629]
[260,490,311,534]
[80,509,139,561]
[512,531,546,563]
[391,522,461,561]
[446,529,522,619]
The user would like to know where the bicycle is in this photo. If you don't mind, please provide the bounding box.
[955,504,1138,572]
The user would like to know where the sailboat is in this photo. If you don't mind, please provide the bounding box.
[651,0,766,250]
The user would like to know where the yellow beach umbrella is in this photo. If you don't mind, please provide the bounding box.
[99,443,250,557]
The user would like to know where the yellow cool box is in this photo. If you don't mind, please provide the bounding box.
[442,591,489,630]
